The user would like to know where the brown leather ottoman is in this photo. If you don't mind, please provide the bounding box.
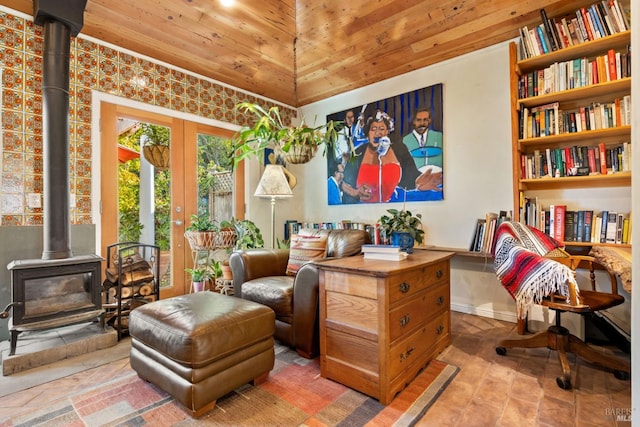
[128,292,275,417]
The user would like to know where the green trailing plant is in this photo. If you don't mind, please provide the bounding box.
[231,102,347,168]
[377,208,424,245]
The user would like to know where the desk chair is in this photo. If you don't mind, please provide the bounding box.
[496,254,630,390]
[493,222,630,390]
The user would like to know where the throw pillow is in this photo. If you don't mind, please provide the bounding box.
[286,234,328,276]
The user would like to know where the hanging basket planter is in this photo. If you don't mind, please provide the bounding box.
[275,144,318,164]
[143,144,170,170]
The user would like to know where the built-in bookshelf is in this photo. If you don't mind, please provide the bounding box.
[509,2,632,249]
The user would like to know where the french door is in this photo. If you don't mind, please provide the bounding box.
[100,102,243,298]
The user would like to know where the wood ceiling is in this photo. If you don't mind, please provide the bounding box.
[3,0,613,107]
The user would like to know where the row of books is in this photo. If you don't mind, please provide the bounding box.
[520,142,631,179]
[548,206,631,244]
[361,244,408,261]
[519,97,631,140]
[518,2,630,60]
[519,199,631,245]
[468,211,512,253]
[517,49,631,100]
[284,220,375,242]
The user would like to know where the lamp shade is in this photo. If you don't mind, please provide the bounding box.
[254,165,293,198]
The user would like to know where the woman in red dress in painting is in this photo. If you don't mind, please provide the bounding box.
[341,110,443,204]
[342,111,401,203]
[355,114,401,202]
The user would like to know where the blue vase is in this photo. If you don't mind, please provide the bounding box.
[391,231,414,253]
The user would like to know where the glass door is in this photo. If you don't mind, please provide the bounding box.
[100,102,243,298]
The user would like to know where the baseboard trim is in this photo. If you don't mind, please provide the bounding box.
[451,303,517,324]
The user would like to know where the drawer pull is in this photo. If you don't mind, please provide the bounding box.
[399,314,410,327]
[436,269,443,279]
[399,282,410,293]
[436,296,445,305]
[400,347,414,361]
[436,325,445,335]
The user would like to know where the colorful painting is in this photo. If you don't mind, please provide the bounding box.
[326,84,444,205]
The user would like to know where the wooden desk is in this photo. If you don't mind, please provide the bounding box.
[317,250,454,404]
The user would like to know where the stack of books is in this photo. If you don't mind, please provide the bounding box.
[361,244,408,261]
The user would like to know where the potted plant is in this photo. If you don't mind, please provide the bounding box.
[377,208,424,253]
[231,102,348,167]
[185,213,219,250]
[231,218,264,250]
[185,267,211,292]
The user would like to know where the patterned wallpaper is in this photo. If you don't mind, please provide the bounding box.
[0,9,294,226]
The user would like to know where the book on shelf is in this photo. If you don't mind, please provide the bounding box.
[621,216,631,244]
[615,213,625,244]
[549,205,566,242]
[564,210,576,242]
[363,251,408,261]
[469,219,485,252]
[540,9,559,52]
[605,211,618,243]
[599,211,609,243]
[361,244,401,254]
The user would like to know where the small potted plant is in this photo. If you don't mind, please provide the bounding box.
[377,208,424,253]
[185,267,211,292]
[231,102,348,167]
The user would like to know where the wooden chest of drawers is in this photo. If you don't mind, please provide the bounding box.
[317,250,454,404]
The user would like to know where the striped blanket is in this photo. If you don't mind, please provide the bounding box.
[493,222,580,319]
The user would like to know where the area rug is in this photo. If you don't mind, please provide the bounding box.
[4,344,458,427]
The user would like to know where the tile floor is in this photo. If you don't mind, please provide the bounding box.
[419,312,631,427]
[0,312,631,426]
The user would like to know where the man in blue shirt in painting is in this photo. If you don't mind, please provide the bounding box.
[327,162,345,205]
[402,108,443,171]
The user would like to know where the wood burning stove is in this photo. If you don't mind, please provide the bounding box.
[2,254,103,355]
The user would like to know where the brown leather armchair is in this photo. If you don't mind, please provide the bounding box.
[229,228,370,358]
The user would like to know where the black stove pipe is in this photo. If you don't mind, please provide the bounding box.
[40,19,72,259]
[34,0,87,260]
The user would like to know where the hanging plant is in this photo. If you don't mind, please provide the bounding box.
[140,124,170,170]
[231,102,350,168]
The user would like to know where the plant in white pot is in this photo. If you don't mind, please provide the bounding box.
[231,102,349,167]
[185,267,211,292]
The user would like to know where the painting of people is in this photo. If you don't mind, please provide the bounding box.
[326,84,444,205]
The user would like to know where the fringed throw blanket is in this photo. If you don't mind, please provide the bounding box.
[493,222,580,319]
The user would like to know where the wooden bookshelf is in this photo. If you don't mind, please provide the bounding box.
[509,22,632,248]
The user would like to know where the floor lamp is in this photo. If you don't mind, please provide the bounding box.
[254,165,293,248]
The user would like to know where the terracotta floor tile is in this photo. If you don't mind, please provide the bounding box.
[497,396,538,427]
[457,398,502,427]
